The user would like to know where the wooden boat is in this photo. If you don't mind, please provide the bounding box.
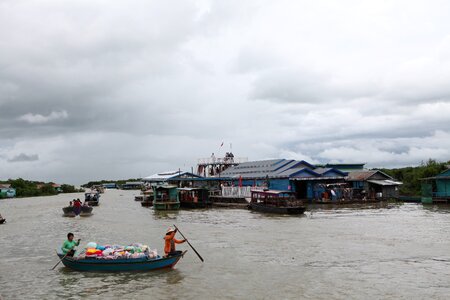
[141,199,153,207]
[56,250,186,272]
[62,206,93,217]
[153,185,180,210]
[178,188,212,208]
[248,189,306,215]
[85,192,100,206]
[139,189,154,206]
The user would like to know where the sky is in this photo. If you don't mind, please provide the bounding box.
[1,0,450,185]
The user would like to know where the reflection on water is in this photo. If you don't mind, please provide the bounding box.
[152,210,180,220]
[1,191,450,299]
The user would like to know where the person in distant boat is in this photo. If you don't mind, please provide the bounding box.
[69,201,73,207]
[164,227,186,257]
[73,199,82,215]
[62,233,81,257]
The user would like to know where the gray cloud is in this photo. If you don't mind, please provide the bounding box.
[8,153,39,163]
[0,0,449,184]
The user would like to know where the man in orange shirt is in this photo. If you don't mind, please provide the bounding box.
[164,227,186,257]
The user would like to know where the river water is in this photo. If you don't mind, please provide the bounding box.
[1,189,450,299]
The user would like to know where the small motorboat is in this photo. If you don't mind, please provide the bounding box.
[56,250,186,272]
[62,206,93,217]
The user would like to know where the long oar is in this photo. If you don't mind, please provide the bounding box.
[50,250,71,270]
[50,243,83,270]
[173,224,204,262]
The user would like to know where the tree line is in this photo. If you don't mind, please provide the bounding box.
[380,159,449,196]
[0,178,82,198]
[81,178,141,188]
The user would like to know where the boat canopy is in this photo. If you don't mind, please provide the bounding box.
[251,189,294,196]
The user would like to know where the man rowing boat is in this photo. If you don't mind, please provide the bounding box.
[164,227,186,257]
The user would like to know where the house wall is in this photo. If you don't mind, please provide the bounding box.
[268,179,291,191]
[0,188,16,198]
[436,179,450,197]
[381,186,399,198]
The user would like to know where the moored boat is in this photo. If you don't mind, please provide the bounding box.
[248,189,306,215]
[139,189,154,207]
[56,250,186,272]
[141,199,153,207]
[153,185,180,210]
[178,188,212,208]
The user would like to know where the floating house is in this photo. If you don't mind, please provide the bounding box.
[152,185,180,210]
[102,183,118,189]
[0,184,16,198]
[52,184,62,193]
[121,181,144,190]
[220,159,348,200]
[421,167,450,204]
[178,187,212,208]
[346,170,402,199]
[142,171,202,186]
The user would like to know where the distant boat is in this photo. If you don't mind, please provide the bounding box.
[62,206,93,217]
[178,188,212,208]
[248,189,306,215]
[56,249,186,272]
[85,192,100,206]
[0,217,6,224]
[153,185,180,210]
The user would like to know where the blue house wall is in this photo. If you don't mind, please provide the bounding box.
[0,188,16,198]
[269,179,290,191]
[436,169,450,197]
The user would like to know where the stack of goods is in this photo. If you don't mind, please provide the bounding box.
[78,242,158,260]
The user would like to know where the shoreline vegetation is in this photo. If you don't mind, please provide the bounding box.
[81,179,141,189]
[1,160,448,199]
[380,159,449,196]
[0,178,83,198]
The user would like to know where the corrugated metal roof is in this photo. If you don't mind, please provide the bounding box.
[346,171,378,181]
[367,180,402,186]
[221,159,287,177]
[290,177,345,181]
[143,171,195,181]
[346,170,393,181]
[276,167,318,178]
[313,167,333,174]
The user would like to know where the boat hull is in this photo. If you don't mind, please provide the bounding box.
[153,202,180,210]
[141,201,153,207]
[180,202,212,209]
[62,206,93,216]
[249,203,306,214]
[56,252,185,272]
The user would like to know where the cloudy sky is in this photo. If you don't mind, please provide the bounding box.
[1,0,450,184]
